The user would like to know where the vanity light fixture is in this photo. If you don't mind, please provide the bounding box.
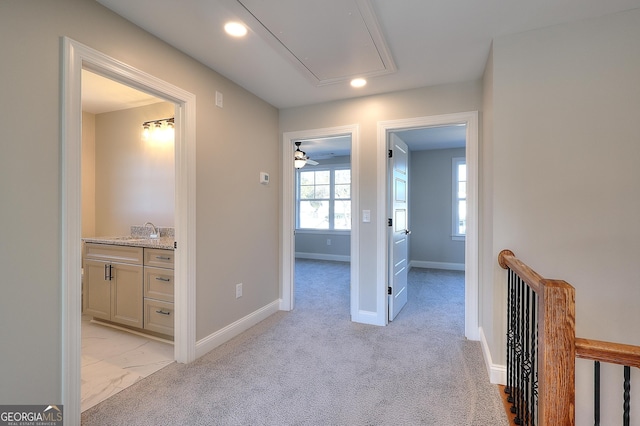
[294,141,308,169]
[224,21,248,37]
[142,117,174,143]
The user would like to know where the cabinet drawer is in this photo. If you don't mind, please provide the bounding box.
[144,248,174,269]
[85,243,143,265]
[144,299,174,336]
[144,267,174,302]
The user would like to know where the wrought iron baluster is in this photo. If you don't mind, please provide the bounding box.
[513,274,524,425]
[623,365,630,426]
[506,268,514,404]
[522,284,531,425]
[530,291,537,426]
[594,361,600,426]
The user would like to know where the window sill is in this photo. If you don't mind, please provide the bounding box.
[452,235,466,242]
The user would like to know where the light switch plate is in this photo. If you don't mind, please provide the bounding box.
[362,209,371,223]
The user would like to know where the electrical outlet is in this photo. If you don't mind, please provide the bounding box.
[327,238,331,246]
[236,283,242,298]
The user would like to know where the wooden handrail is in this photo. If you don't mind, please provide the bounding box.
[500,249,640,425]
[576,338,640,369]
[499,250,575,425]
[498,249,544,293]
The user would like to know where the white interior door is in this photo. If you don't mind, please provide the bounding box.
[389,135,409,321]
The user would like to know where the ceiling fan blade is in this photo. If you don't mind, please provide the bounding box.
[306,159,319,166]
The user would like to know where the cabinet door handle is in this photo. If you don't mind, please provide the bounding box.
[155,256,171,261]
[104,264,113,280]
[155,277,171,282]
[155,309,171,316]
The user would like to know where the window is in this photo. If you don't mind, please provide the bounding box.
[452,157,466,240]
[297,166,351,230]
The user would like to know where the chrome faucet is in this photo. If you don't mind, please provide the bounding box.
[144,222,159,239]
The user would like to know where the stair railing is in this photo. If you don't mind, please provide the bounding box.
[498,250,640,426]
[575,338,640,426]
[499,249,575,425]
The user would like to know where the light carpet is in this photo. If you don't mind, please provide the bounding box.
[82,260,508,425]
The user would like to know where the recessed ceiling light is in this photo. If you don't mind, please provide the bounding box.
[224,22,247,37]
[350,78,367,88]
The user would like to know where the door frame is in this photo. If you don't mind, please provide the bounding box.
[377,111,479,339]
[281,125,360,319]
[61,37,197,424]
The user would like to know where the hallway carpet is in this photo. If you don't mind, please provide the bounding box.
[82,260,508,425]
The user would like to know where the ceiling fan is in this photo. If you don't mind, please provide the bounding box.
[294,141,319,168]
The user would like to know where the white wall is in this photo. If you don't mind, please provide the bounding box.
[409,148,465,267]
[487,9,640,423]
[94,102,175,236]
[0,0,279,405]
[82,111,96,238]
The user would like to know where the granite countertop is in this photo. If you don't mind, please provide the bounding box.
[82,225,175,250]
[82,235,175,250]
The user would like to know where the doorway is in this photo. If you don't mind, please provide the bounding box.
[80,69,175,411]
[293,135,352,311]
[378,112,479,338]
[387,126,468,321]
[281,125,360,319]
[61,37,196,423]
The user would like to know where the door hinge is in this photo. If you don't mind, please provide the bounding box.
[388,149,393,158]
[388,286,392,295]
[388,218,393,227]
[174,241,177,249]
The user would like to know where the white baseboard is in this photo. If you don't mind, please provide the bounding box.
[409,260,465,271]
[195,300,280,359]
[295,252,350,262]
[479,326,506,385]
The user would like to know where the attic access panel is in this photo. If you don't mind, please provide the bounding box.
[237,0,396,85]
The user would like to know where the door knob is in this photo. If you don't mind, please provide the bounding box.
[404,229,411,235]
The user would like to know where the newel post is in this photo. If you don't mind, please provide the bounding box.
[537,279,576,425]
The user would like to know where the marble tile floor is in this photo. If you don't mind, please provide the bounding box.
[81,315,174,412]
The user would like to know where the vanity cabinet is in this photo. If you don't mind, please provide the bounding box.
[83,243,144,328]
[83,243,174,338]
[143,248,174,337]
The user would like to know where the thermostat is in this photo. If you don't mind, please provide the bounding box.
[260,172,270,185]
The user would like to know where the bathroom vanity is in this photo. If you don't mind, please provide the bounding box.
[83,231,175,339]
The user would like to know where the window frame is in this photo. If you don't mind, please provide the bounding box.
[296,163,351,231]
[452,157,466,241]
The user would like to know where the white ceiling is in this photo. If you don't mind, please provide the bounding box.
[82,70,162,114]
[94,0,640,109]
[86,0,640,153]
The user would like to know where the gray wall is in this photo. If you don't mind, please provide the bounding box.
[409,148,465,267]
[280,81,483,313]
[0,0,279,404]
[484,9,640,422]
[295,232,350,260]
